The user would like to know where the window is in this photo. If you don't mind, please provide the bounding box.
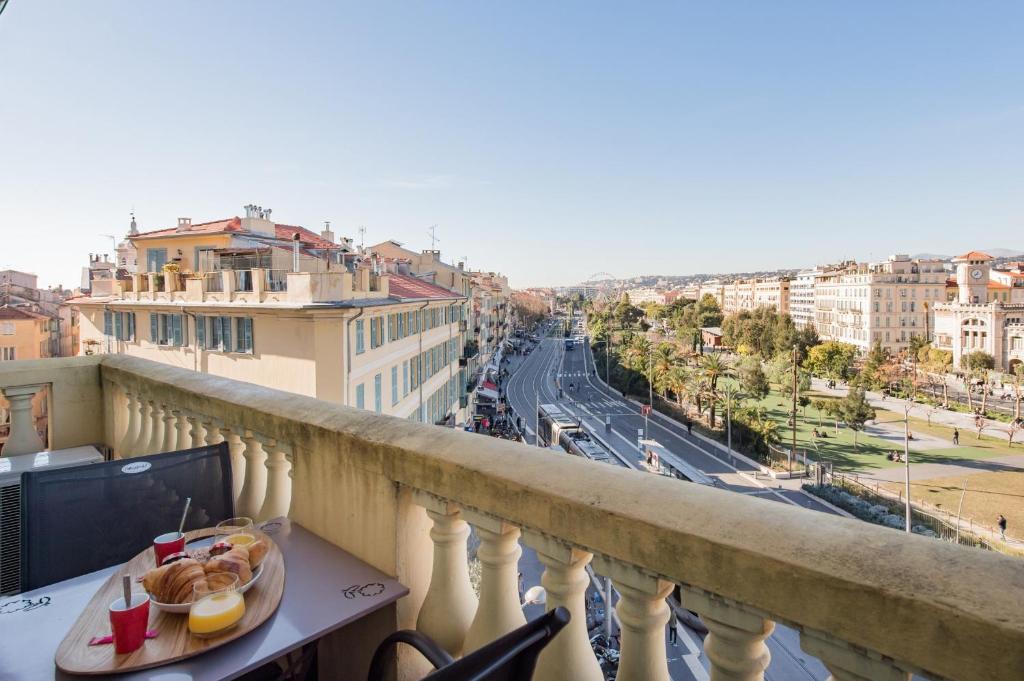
[146,248,168,272]
[374,373,382,413]
[391,366,399,405]
[403,360,409,396]
[111,311,136,341]
[236,317,253,353]
[1,347,14,361]
[355,383,365,410]
[150,313,186,346]
[0,322,13,336]
[196,315,251,352]
[355,319,365,354]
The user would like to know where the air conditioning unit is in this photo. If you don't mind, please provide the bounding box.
[0,446,104,595]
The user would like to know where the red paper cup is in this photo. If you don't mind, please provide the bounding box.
[153,531,185,566]
[109,593,150,655]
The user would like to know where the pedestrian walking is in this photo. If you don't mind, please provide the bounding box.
[998,514,1007,541]
[668,607,678,645]
[952,428,959,446]
[686,418,693,435]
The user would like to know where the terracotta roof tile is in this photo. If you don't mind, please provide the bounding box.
[388,274,462,300]
[273,224,338,249]
[953,250,994,261]
[133,217,243,240]
[0,305,51,320]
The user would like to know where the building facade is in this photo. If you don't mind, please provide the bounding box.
[932,252,1024,373]
[814,255,946,354]
[789,269,819,328]
[73,209,472,425]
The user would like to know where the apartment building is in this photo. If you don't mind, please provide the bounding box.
[789,269,820,328]
[814,255,946,354]
[72,207,472,425]
[717,277,790,315]
[0,269,78,358]
[623,287,667,305]
[933,252,1024,372]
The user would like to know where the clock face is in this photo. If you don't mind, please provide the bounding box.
[971,268,983,280]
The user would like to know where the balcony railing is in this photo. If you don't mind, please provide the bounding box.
[204,271,224,292]
[265,269,288,292]
[2,355,1023,680]
[232,269,254,292]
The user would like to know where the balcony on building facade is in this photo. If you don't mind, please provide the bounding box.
[97,267,389,307]
[2,355,1023,680]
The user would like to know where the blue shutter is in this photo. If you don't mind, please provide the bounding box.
[355,320,365,354]
[391,366,398,405]
[196,315,206,349]
[114,313,123,340]
[356,384,365,410]
[150,313,159,342]
[128,313,135,340]
[239,318,253,353]
[374,373,382,413]
[172,315,184,346]
[103,311,113,336]
[221,316,232,351]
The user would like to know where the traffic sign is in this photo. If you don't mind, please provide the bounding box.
[641,405,652,416]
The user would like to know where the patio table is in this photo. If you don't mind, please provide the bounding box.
[0,518,407,680]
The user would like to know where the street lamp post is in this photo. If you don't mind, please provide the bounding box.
[904,403,912,533]
[646,344,654,438]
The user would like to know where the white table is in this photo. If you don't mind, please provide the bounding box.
[0,518,407,680]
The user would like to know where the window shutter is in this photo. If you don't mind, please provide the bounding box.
[114,313,123,340]
[196,315,206,349]
[150,313,159,342]
[221,316,232,351]
[128,313,136,340]
[103,311,113,336]
[172,315,183,346]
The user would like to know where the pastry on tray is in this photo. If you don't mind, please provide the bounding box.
[142,536,269,604]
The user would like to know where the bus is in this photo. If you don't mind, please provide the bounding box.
[564,338,574,350]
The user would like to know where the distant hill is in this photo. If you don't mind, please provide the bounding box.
[911,248,1024,261]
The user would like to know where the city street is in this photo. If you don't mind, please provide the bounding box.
[501,320,831,681]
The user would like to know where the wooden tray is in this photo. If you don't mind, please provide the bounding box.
[55,527,285,675]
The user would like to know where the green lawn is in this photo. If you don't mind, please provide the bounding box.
[719,378,1019,473]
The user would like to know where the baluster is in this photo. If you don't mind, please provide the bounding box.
[119,389,141,457]
[683,587,773,681]
[173,410,190,450]
[132,397,152,455]
[414,493,476,656]
[186,411,205,448]
[0,385,45,456]
[257,440,292,521]
[146,400,164,454]
[462,514,525,653]
[225,430,246,503]
[593,557,671,681]
[524,532,603,681]
[800,631,910,681]
[235,431,267,518]
[203,418,224,446]
[160,405,177,453]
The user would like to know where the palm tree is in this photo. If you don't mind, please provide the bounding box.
[665,365,693,411]
[698,354,730,429]
[651,343,678,397]
[623,335,651,373]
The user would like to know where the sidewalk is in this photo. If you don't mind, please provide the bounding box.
[810,378,1012,435]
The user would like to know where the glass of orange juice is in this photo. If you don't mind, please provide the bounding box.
[189,574,245,638]
[216,517,256,548]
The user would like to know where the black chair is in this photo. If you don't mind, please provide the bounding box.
[367,607,570,681]
[20,443,233,592]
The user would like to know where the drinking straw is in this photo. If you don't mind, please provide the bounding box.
[178,497,192,535]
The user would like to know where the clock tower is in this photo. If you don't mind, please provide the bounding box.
[953,251,993,304]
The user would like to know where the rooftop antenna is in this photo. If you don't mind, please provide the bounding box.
[427,224,440,250]
[358,225,366,250]
[100,234,117,258]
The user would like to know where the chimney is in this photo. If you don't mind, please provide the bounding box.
[129,212,138,235]
[176,217,192,233]
[321,221,335,244]
[292,233,301,273]
[422,249,440,262]
[457,261,465,270]
[240,203,276,236]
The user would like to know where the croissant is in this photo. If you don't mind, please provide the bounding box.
[143,558,208,604]
[204,546,253,586]
[245,539,269,569]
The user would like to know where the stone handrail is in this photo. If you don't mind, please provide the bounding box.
[0,354,1009,679]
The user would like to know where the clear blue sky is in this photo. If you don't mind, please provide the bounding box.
[1,2,1021,289]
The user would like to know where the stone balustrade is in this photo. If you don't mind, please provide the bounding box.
[3,354,1024,680]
